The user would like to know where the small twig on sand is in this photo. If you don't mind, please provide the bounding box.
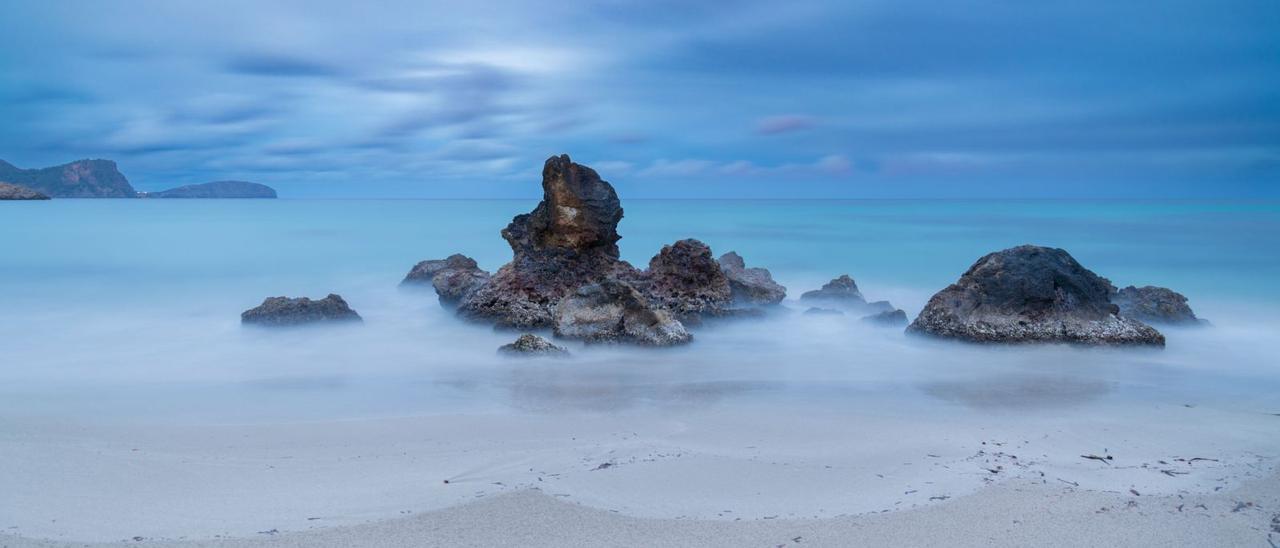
[1057,478,1079,487]
[1161,469,1189,477]
[1081,454,1113,465]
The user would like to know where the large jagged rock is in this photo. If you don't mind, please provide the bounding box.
[718,251,786,306]
[143,180,276,198]
[401,254,491,305]
[643,239,734,320]
[0,182,50,200]
[498,334,570,357]
[553,280,691,346]
[906,245,1164,346]
[0,159,136,198]
[458,155,642,328]
[241,294,362,327]
[1111,286,1205,326]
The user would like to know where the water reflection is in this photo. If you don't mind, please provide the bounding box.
[921,375,1111,410]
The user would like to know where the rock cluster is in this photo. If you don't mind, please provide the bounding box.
[1111,285,1205,326]
[0,182,50,200]
[906,245,1164,346]
[498,334,570,357]
[241,294,362,326]
[438,154,784,345]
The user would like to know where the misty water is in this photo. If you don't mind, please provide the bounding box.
[1,199,1278,423]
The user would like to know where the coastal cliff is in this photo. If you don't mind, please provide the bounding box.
[0,159,136,198]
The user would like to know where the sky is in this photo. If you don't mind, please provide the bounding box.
[0,0,1277,198]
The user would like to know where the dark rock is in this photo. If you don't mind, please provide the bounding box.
[458,155,642,328]
[0,158,136,198]
[800,275,896,314]
[0,182,50,200]
[801,274,864,303]
[553,279,691,346]
[142,180,276,198]
[906,245,1164,346]
[1111,286,1205,326]
[498,334,570,357]
[402,254,492,305]
[241,294,362,326]
[804,307,845,316]
[403,254,481,285]
[644,239,733,320]
[718,251,786,306]
[433,268,492,306]
[862,309,908,327]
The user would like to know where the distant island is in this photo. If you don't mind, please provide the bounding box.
[139,181,277,199]
[0,158,276,199]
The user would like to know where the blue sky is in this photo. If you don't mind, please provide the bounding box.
[0,0,1276,198]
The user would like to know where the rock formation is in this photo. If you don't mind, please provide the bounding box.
[1111,285,1205,326]
[0,182,50,200]
[800,275,896,314]
[643,239,734,320]
[402,254,492,305]
[553,280,692,346]
[498,334,570,357]
[718,251,786,306]
[0,159,136,198]
[906,245,1164,346]
[861,309,908,327]
[143,180,277,198]
[458,154,642,328]
[241,294,362,326]
[447,154,783,343]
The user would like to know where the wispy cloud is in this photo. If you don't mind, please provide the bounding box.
[0,0,1275,197]
[755,114,817,135]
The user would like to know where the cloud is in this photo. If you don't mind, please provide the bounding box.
[223,54,341,77]
[755,114,817,135]
[0,0,1275,197]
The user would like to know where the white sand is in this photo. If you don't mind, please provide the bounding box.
[2,402,1278,547]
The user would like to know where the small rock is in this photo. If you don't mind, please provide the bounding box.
[862,309,908,326]
[498,334,570,357]
[1111,285,1206,326]
[718,251,786,306]
[241,294,362,326]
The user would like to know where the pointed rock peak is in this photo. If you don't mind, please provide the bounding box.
[502,154,623,257]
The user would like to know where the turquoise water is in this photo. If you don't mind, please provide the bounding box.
[3,199,1277,304]
[1,199,1278,422]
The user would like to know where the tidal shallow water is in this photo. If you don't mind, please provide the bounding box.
[0,199,1278,423]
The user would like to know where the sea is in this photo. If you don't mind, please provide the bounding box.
[1,199,1278,422]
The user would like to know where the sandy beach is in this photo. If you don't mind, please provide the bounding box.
[3,397,1277,547]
